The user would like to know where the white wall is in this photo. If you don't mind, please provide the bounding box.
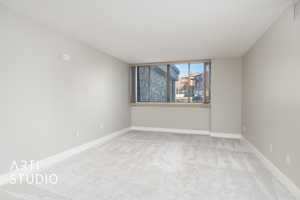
[0,6,130,174]
[211,58,242,134]
[131,106,210,131]
[131,58,243,134]
[243,6,300,188]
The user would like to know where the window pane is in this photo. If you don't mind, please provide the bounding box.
[134,62,210,104]
[168,65,178,102]
[137,65,167,102]
[149,66,167,102]
[189,63,205,103]
[170,64,189,103]
[137,66,150,102]
[204,62,211,103]
[130,67,136,103]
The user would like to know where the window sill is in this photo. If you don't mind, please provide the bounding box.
[131,102,210,108]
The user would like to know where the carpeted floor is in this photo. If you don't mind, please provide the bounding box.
[0,131,296,200]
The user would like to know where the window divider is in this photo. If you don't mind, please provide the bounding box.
[166,65,170,102]
[130,66,137,103]
[148,67,151,102]
[204,63,207,103]
[136,66,141,102]
[135,66,138,103]
[188,63,191,103]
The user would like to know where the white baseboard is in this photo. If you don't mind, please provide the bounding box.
[243,137,300,199]
[131,126,242,139]
[210,132,242,139]
[0,127,131,186]
[131,126,210,135]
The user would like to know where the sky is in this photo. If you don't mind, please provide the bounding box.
[175,63,204,77]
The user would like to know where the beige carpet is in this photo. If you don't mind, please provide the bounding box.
[1,131,296,200]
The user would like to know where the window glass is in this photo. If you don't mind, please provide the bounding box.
[189,63,205,103]
[137,66,150,102]
[137,65,167,102]
[149,66,167,102]
[133,62,211,104]
[204,62,211,103]
[170,64,189,103]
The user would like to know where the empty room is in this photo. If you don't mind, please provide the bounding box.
[0,0,299,199]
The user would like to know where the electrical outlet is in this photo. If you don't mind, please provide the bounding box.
[269,144,273,153]
[285,154,291,166]
[75,130,80,137]
[99,123,104,129]
[61,53,71,61]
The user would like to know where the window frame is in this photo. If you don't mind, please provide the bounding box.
[130,59,211,107]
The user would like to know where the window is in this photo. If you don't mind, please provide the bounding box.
[130,60,211,104]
